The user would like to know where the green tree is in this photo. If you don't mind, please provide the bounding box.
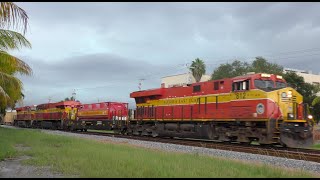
[312,97,320,107]
[63,96,75,101]
[0,2,32,113]
[211,57,284,80]
[312,97,320,124]
[250,57,284,75]
[190,58,206,82]
[211,60,249,80]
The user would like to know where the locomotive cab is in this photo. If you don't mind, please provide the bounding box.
[248,73,314,147]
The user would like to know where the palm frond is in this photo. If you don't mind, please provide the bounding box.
[0,50,32,76]
[0,29,31,50]
[0,2,29,34]
[0,71,23,90]
[312,97,320,106]
[0,85,9,100]
[0,70,24,108]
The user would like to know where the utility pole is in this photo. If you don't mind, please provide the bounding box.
[138,78,145,91]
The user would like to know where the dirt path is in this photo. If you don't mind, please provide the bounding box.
[0,144,65,178]
[0,156,65,178]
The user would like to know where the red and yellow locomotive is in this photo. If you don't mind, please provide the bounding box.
[15,101,128,132]
[129,73,314,148]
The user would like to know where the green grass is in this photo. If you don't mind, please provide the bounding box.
[0,127,318,178]
[312,143,320,149]
[87,129,114,133]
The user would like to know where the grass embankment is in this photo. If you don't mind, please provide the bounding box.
[313,144,320,149]
[0,127,317,178]
[87,129,114,133]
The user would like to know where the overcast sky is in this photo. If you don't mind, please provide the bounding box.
[10,2,320,108]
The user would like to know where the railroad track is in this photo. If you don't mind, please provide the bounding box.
[74,130,320,163]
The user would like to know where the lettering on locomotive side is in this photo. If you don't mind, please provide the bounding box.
[78,110,108,116]
[162,97,200,105]
[136,89,270,107]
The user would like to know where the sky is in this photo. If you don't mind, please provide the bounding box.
[9,2,320,108]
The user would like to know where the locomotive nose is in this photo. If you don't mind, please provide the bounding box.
[278,87,300,121]
[277,87,315,147]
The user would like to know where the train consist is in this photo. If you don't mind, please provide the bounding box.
[15,101,128,131]
[14,73,315,148]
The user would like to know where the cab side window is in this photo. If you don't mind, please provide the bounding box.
[193,85,201,92]
[232,80,250,91]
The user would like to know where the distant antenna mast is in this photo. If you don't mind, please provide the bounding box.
[138,79,145,91]
[48,96,52,103]
[72,89,76,101]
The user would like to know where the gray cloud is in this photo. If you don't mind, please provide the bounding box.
[18,53,179,107]
[9,2,320,107]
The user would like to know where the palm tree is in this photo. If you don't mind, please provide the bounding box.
[190,58,206,82]
[0,2,32,110]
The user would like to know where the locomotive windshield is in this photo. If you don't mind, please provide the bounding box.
[276,81,287,88]
[254,80,274,90]
[255,79,287,91]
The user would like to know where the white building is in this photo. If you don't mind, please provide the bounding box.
[161,73,211,88]
[283,68,320,96]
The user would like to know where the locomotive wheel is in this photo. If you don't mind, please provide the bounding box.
[151,131,158,138]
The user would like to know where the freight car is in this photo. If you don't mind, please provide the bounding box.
[129,73,315,148]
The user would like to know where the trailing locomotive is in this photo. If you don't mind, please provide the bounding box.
[129,73,315,148]
[15,101,81,129]
[13,73,315,148]
[14,101,128,132]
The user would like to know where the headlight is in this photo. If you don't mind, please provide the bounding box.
[281,92,287,98]
[288,113,294,119]
[308,115,313,119]
[287,90,292,98]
